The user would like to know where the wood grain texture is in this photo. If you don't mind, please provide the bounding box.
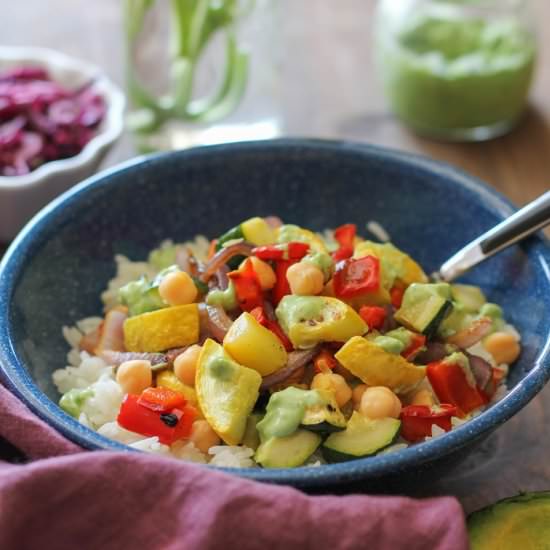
[1,0,549,513]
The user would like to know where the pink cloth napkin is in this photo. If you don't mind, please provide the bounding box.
[0,383,469,550]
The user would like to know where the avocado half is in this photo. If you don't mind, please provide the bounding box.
[468,491,550,550]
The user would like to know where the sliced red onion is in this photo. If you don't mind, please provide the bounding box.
[79,326,102,355]
[199,242,254,283]
[263,300,276,321]
[380,305,398,333]
[94,308,127,354]
[445,317,492,349]
[164,347,189,364]
[176,246,192,274]
[0,115,25,147]
[260,346,319,391]
[414,342,451,364]
[48,98,81,126]
[0,66,105,176]
[198,303,233,342]
[100,350,167,367]
[214,265,229,291]
[0,66,50,82]
[465,351,493,391]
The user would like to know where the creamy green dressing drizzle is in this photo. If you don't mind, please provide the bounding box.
[256,387,325,441]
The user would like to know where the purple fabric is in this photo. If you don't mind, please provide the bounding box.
[0,383,469,549]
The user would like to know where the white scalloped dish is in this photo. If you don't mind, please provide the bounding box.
[0,46,125,242]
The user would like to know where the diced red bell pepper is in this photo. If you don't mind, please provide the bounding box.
[427,359,487,417]
[359,305,386,330]
[313,348,338,374]
[266,319,293,351]
[401,333,426,361]
[228,258,264,312]
[332,224,356,261]
[250,305,293,351]
[250,306,268,325]
[252,242,309,261]
[333,255,380,298]
[272,259,296,305]
[390,285,405,308]
[137,387,186,413]
[400,404,457,442]
[117,394,197,445]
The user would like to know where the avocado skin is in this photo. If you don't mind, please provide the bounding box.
[468,491,550,550]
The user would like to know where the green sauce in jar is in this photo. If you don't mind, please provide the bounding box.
[375,1,536,140]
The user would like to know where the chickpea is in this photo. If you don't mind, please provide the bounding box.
[359,386,402,419]
[159,271,198,306]
[249,256,276,290]
[174,345,202,386]
[484,332,521,365]
[411,389,435,407]
[190,420,221,454]
[352,384,368,410]
[116,360,152,395]
[286,262,324,296]
[311,372,352,408]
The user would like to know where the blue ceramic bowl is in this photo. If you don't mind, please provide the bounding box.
[1,139,549,490]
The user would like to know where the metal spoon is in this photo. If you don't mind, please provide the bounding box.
[434,191,550,282]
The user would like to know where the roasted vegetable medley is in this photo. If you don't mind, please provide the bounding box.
[55,217,521,467]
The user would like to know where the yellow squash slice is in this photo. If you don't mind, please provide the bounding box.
[123,304,199,352]
[335,336,426,393]
[196,339,262,445]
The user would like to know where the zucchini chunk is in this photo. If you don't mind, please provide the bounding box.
[255,429,322,468]
[395,283,453,338]
[322,412,401,462]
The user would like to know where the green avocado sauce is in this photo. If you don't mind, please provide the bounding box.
[377,8,536,135]
[302,252,334,282]
[206,281,238,311]
[206,357,237,382]
[59,387,94,418]
[373,335,406,355]
[275,295,328,334]
[257,387,324,441]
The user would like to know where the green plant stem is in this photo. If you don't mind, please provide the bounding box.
[126,0,253,132]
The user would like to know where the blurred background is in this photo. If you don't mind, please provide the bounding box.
[2,0,549,207]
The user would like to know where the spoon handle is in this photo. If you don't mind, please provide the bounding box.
[438,191,550,282]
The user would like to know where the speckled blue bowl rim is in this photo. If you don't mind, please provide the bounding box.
[1,138,549,487]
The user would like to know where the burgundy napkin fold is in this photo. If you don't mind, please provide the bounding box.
[0,384,469,550]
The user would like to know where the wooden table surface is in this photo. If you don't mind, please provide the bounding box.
[2,0,550,514]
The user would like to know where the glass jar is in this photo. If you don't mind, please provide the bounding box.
[124,0,281,151]
[374,0,537,141]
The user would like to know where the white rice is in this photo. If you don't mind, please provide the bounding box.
[303,449,326,467]
[171,441,208,463]
[81,374,124,428]
[52,353,111,394]
[101,254,158,311]
[208,445,256,468]
[129,436,171,455]
[98,421,152,445]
